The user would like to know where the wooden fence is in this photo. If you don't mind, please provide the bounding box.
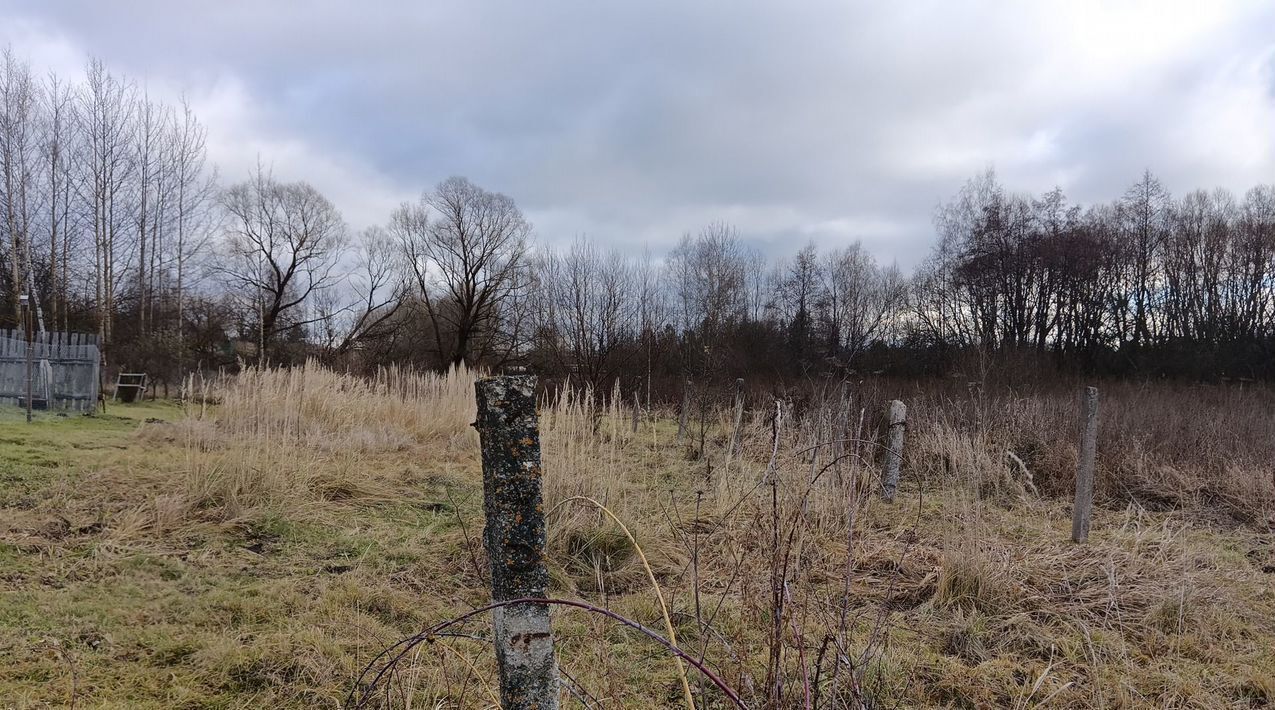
[0,330,100,412]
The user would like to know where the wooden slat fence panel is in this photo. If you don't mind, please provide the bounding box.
[0,330,100,412]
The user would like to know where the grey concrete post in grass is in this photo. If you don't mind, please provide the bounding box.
[728,377,745,458]
[1071,386,1099,544]
[631,390,640,434]
[882,400,907,502]
[474,375,560,710]
[676,380,691,442]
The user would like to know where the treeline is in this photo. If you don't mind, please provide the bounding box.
[4,49,1274,395]
[916,170,1275,378]
[337,183,908,394]
[219,168,1275,391]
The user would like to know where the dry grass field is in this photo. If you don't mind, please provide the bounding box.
[2,365,1275,708]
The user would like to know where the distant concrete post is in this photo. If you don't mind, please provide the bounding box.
[833,381,851,479]
[474,375,560,710]
[727,378,745,458]
[631,390,640,434]
[1071,386,1099,544]
[677,380,691,442]
[882,400,907,502]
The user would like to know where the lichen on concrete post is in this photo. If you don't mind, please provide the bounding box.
[882,399,907,502]
[1071,386,1099,544]
[474,375,560,709]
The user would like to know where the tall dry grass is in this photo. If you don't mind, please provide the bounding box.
[215,363,477,450]
[140,364,1275,707]
[152,363,481,523]
[902,379,1275,522]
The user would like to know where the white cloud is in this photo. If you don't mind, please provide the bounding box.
[0,16,82,76]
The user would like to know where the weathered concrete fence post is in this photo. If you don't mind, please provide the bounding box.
[1071,386,1099,544]
[881,400,907,502]
[474,375,560,710]
[728,377,745,458]
[676,380,691,442]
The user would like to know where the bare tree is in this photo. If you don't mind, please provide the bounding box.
[132,92,175,337]
[634,244,667,405]
[216,165,347,365]
[821,242,904,365]
[1234,186,1275,341]
[1119,170,1170,348]
[666,222,747,336]
[37,69,78,332]
[774,241,820,362]
[391,176,531,369]
[536,237,637,390]
[742,245,768,323]
[913,169,1002,347]
[79,58,136,352]
[322,226,404,356]
[170,96,216,349]
[0,49,36,326]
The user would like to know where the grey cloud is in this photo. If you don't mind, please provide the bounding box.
[2,0,1273,268]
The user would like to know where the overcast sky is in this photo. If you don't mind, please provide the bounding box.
[2,1,1273,267]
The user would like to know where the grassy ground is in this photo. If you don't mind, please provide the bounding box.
[0,397,484,709]
[1,369,1274,708]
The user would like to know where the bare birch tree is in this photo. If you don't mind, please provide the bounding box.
[0,49,36,326]
[79,58,135,353]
